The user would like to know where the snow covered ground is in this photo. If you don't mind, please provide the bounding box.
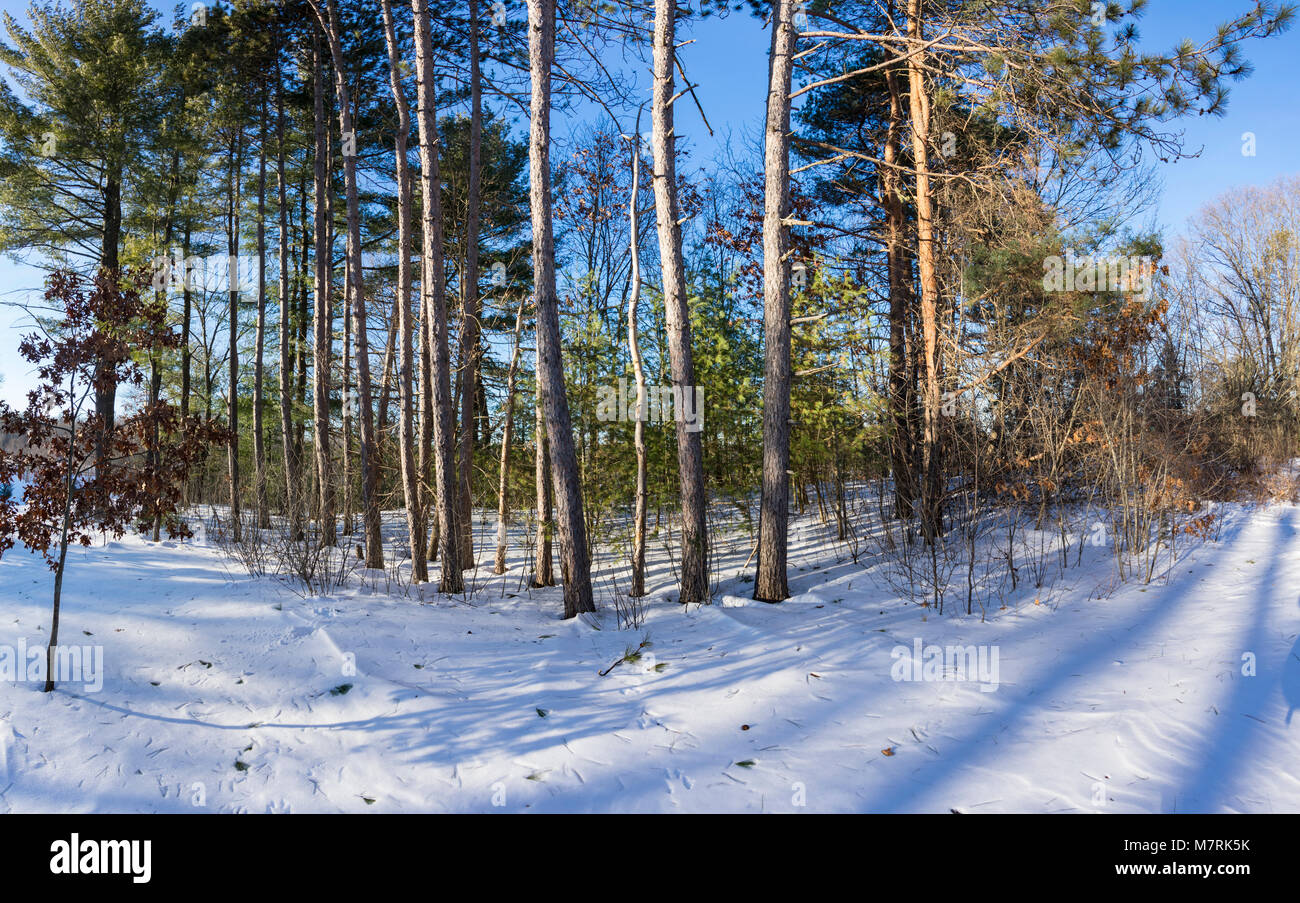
[1,496,1298,813]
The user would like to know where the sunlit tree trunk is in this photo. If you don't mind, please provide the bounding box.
[754,0,796,603]
[276,67,302,541]
[532,363,554,586]
[651,0,709,605]
[296,166,310,501]
[382,0,427,582]
[906,0,944,543]
[626,126,648,598]
[883,43,915,521]
[310,35,336,547]
[494,297,527,574]
[341,274,354,537]
[418,254,434,565]
[317,0,383,568]
[181,220,192,424]
[456,0,484,568]
[526,0,594,616]
[412,0,463,590]
[253,88,270,530]
[227,129,244,542]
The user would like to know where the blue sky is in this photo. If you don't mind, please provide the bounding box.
[0,0,1296,406]
[681,2,1300,230]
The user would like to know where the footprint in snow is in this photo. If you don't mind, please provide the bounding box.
[665,768,693,791]
[279,626,315,645]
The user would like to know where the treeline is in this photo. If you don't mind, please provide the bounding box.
[0,0,1296,617]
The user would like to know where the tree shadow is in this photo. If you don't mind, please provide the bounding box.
[1284,598,1300,727]
[854,508,1272,812]
[1168,507,1298,812]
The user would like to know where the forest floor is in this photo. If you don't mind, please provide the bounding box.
[1,494,1298,812]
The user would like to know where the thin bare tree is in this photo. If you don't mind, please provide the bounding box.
[313,0,383,568]
[456,0,485,568]
[526,0,594,616]
[252,87,271,530]
[310,34,336,548]
[532,365,554,586]
[225,125,244,542]
[624,119,648,598]
[494,295,528,574]
[412,0,464,590]
[382,0,427,582]
[275,56,302,541]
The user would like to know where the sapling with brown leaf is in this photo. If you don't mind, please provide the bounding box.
[0,269,224,691]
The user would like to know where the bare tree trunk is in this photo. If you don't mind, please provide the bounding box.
[276,68,303,541]
[412,0,463,590]
[181,219,192,423]
[526,0,594,617]
[375,293,399,443]
[906,0,944,543]
[418,253,434,564]
[227,130,244,542]
[494,296,527,574]
[341,267,354,536]
[317,0,383,569]
[532,362,554,586]
[456,0,484,568]
[883,48,915,522]
[311,35,337,547]
[625,124,648,599]
[253,88,270,530]
[754,0,796,603]
[149,351,163,541]
[297,165,310,492]
[93,175,121,491]
[152,148,180,539]
[651,0,709,605]
[382,0,427,582]
[44,378,78,693]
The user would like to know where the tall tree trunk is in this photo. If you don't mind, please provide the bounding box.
[102,175,121,273]
[626,125,648,599]
[277,62,303,541]
[476,377,488,446]
[341,267,354,536]
[906,0,944,543]
[181,219,192,423]
[375,295,399,445]
[149,353,163,540]
[883,41,915,521]
[311,35,337,547]
[412,0,463,590]
[227,131,244,542]
[532,363,553,586]
[204,345,213,423]
[651,0,709,605]
[526,0,594,617]
[418,250,435,564]
[456,0,484,568]
[318,0,383,568]
[382,0,427,583]
[754,0,796,603]
[94,173,122,482]
[150,145,181,539]
[254,88,270,529]
[493,296,528,574]
[296,179,309,490]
